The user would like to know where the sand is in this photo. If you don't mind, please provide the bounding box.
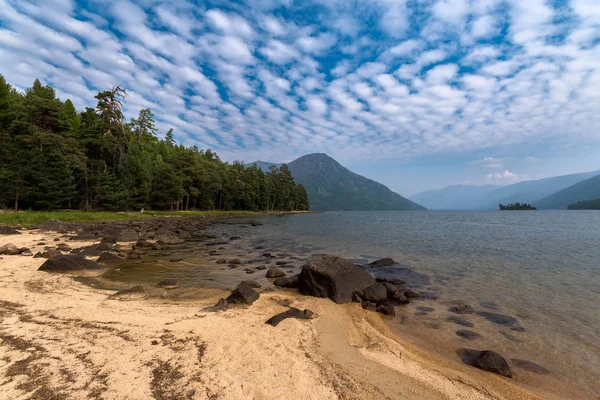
[0,230,548,400]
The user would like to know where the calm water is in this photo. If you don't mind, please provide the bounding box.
[102,211,600,398]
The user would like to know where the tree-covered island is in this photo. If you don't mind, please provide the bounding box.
[498,203,537,210]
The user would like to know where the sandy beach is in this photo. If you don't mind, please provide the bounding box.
[0,227,549,400]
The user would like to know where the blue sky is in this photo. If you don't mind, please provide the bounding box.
[0,0,599,196]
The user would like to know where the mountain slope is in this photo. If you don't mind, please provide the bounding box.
[287,153,425,211]
[410,184,499,210]
[534,174,600,209]
[245,161,281,172]
[411,170,600,210]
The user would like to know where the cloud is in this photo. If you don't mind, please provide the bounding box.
[471,157,504,169]
[487,170,519,181]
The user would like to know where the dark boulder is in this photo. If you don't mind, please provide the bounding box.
[262,252,272,257]
[376,302,396,316]
[97,252,124,263]
[369,258,396,267]
[39,255,105,272]
[43,249,63,258]
[216,259,227,264]
[37,220,67,233]
[361,301,377,311]
[391,291,409,305]
[273,275,299,288]
[376,277,405,286]
[135,239,153,249]
[33,252,43,258]
[381,282,398,296]
[0,243,19,255]
[266,308,314,326]
[109,285,149,300]
[170,258,183,262]
[228,259,241,265]
[0,225,20,235]
[117,229,138,242]
[73,245,103,257]
[403,289,421,299]
[298,255,376,304]
[156,280,180,289]
[229,235,241,240]
[226,283,260,305]
[239,280,261,288]
[266,267,286,278]
[457,349,512,378]
[362,284,388,303]
[155,233,184,245]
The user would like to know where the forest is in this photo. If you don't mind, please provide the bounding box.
[0,76,309,212]
[498,203,537,210]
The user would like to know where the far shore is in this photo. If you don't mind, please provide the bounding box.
[0,217,552,400]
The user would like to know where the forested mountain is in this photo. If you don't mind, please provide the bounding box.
[568,199,600,210]
[0,75,308,212]
[411,170,600,210]
[245,161,281,172]
[410,184,499,210]
[534,174,600,209]
[281,153,425,211]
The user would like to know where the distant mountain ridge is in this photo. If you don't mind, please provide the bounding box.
[534,174,600,209]
[411,170,600,210]
[247,154,425,211]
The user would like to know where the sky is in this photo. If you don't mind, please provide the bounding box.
[0,0,599,196]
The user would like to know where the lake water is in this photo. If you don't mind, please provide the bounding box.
[101,211,600,398]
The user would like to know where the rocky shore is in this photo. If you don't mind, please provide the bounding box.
[0,216,553,399]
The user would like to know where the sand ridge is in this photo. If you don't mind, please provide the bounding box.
[0,230,546,399]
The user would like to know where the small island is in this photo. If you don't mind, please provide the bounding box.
[499,202,537,210]
[567,199,600,210]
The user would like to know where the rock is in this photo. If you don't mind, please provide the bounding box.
[419,292,439,300]
[206,240,228,246]
[216,259,227,264]
[43,249,63,258]
[352,292,362,303]
[447,315,475,327]
[476,312,518,327]
[376,302,396,316]
[255,246,265,250]
[298,255,376,304]
[0,225,20,235]
[109,286,149,301]
[100,237,117,244]
[73,245,103,257]
[0,243,19,255]
[381,282,398,296]
[456,330,482,340]
[170,258,183,263]
[499,331,521,343]
[156,280,180,289]
[361,301,377,311]
[155,233,184,245]
[266,267,286,278]
[135,239,153,248]
[256,265,267,270]
[403,289,421,299]
[262,252,272,257]
[54,238,61,241]
[266,308,314,327]
[33,252,43,258]
[369,257,396,267]
[273,275,299,288]
[228,259,241,265]
[239,280,261,289]
[38,255,105,272]
[56,243,71,251]
[362,284,388,303]
[117,229,139,242]
[97,252,124,263]
[205,298,229,312]
[449,304,474,314]
[457,349,512,378]
[226,283,260,305]
[511,359,550,375]
[96,243,113,252]
[229,235,241,240]
[275,261,287,266]
[391,291,409,305]
[38,220,67,233]
[376,277,405,286]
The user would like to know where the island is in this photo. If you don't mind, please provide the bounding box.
[567,199,600,210]
[499,203,537,210]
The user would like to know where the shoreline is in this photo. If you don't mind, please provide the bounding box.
[0,218,560,399]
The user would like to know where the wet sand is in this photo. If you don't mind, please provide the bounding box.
[0,226,549,399]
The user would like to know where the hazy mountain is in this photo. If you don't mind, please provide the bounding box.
[245,161,281,172]
[247,153,424,211]
[410,184,499,210]
[411,170,600,210]
[534,174,600,209]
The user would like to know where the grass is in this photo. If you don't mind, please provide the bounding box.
[0,210,273,227]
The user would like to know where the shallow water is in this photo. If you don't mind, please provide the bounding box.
[100,211,600,398]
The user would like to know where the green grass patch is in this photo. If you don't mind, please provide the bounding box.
[0,210,269,227]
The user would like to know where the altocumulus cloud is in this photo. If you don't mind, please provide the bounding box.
[0,0,599,164]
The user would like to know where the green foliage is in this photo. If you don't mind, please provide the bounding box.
[567,199,600,210]
[0,75,308,212]
[498,202,537,210]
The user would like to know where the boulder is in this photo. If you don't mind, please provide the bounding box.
[109,286,149,301]
[239,280,261,289]
[391,291,409,305]
[37,220,67,233]
[362,284,388,303]
[369,258,396,267]
[135,239,153,248]
[403,289,421,299]
[228,259,241,265]
[275,261,287,266]
[381,282,398,296]
[266,308,314,327]
[117,229,138,242]
[73,245,103,257]
[33,252,43,258]
[449,304,474,314]
[155,233,184,245]
[376,302,396,316]
[273,275,299,288]
[38,255,105,272]
[262,252,272,257]
[216,259,227,264]
[156,280,180,289]
[457,349,512,378]
[361,301,377,311]
[43,249,63,258]
[298,255,376,304]
[0,243,19,255]
[0,225,20,235]
[266,267,286,278]
[226,283,260,305]
[97,252,124,263]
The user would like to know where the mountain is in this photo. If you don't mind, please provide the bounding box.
[245,161,281,172]
[411,170,600,210]
[568,199,600,210]
[410,184,499,210]
[534,174,600,209]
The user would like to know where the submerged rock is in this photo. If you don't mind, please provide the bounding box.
[403,289,421,299]
[369,258,396,267]
[38,255,104,272]
[109,285,149,301]
[226,283,260,305]
[457,349,512,378]
[362,284,388,303]
[449,304,474,314]
[476,311,518,327]
[266,267,286,278]
[298,255,376,304]
[511,359,550,375]
[456,330,482,340]
[266,308,314,326]
[447,315,475,327]
[156,280,180,289]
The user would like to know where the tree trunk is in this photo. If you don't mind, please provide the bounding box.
[185,195,189,211]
